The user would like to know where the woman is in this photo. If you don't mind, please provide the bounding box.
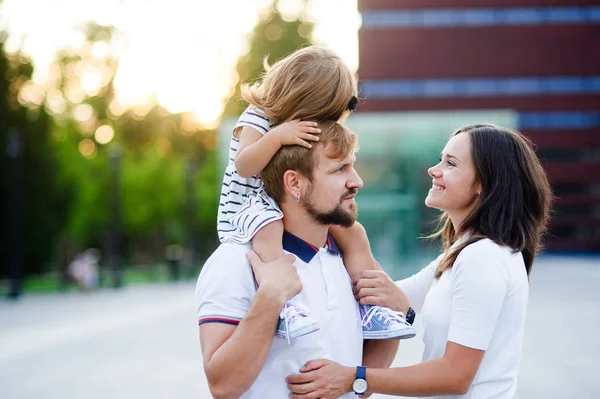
[285,124,552,398]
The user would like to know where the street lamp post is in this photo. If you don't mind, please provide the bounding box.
[108,143,123,288]
[6,129,23,300]
[184,157,197,279]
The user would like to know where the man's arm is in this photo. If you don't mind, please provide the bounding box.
[200,287,285,399]
[198,251,301,399]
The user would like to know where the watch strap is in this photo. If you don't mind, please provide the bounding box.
[406,307,415,325]
[356,365,366,380]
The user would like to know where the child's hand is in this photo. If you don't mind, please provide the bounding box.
[269,119,321,149]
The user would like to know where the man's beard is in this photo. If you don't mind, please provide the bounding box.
[303,187,359,228]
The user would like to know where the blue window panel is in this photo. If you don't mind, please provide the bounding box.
[423,80,457,97]
[388,81,420,97]
[361,7,600,28]
[519,112,600,129]
[547,78,585,94]
[518,113,542,129]
[463,79,497,96]
[501,78,542,95]
[461,9,498,26]
[362,81,413,98]
[550,112,583,128]
[501,8,543,25]
[589,77,600,92]
[422,10,457,27]
[518,112,600,129]
[362,11,408,28]
[546,7,587,23]
[361,77,600,98]
[583,113,600,127]
[589,7,600,22]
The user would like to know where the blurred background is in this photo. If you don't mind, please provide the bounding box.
[1,0,599,398]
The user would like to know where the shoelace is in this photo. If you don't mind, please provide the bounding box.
[281,302,310,345]
[361,306,407,329]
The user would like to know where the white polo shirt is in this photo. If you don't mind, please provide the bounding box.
[398,238,529,399]
[195,231,363,399]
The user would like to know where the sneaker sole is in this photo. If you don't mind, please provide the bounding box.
[363,327,416,340]
[275,323,320,340]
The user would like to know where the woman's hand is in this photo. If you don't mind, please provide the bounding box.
[286,359,355,399]
[353,270,410,314]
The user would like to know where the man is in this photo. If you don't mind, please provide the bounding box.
[195,121,398,398]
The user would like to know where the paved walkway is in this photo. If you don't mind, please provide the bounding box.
[0,256,598,399]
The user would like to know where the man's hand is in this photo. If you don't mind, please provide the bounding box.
[286,359,355,399]
[353,270,410,314]
[246,250,302,304]
[269,119,321,149]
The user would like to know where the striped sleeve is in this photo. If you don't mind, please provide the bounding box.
[194,243,256,325]
[234,105,271,135]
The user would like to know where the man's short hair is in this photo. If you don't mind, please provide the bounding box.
[261,121,358,204]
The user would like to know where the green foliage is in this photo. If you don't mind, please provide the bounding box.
[1,35,72,277]
[1,2,317,278]
[1,21,221,276]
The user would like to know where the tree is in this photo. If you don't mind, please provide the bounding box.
[2,20,220,277]
[1,32,72,277]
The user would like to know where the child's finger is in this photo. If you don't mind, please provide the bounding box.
[299,121,319,127]
[301,126,321,134]
[299,133,319,142]
[295,138,313,148]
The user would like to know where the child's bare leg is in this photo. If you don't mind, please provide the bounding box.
[252,219,284,263]
[331,222,415,339]
[329,222,378,281]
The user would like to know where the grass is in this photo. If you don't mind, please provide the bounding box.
[0,262,202,296]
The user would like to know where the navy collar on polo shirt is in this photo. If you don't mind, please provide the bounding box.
[282,230,342,263]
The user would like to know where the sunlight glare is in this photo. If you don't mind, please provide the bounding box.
[2,0,359,126]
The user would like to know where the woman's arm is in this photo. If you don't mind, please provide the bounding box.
[363,342,484,396]
[286,342,484,398]
[354,254,441,314]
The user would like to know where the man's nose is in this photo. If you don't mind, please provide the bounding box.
[349,168,363,189]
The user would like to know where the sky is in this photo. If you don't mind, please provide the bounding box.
[0,0,360,128]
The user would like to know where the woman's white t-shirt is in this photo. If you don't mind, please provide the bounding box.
[398,238,529,399]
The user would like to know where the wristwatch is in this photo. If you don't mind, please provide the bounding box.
[406,306,415,325]
[352,366,368,395]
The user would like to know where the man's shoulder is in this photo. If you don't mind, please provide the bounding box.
[214,242,252,256]
[202,242,252,274]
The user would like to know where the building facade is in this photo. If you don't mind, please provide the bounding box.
[357,0,600,252]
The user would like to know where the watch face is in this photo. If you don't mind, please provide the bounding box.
[353,378,368,394]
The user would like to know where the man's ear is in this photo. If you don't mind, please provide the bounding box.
[283,170,301,199]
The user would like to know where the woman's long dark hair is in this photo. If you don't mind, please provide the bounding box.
[431,124,553,278]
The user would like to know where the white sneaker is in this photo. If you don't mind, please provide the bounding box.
[360,304,416,340]
[275,300,319,344]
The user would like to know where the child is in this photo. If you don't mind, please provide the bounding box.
[218,46,415,342]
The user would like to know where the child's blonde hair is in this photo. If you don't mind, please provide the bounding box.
[241,46,358,124]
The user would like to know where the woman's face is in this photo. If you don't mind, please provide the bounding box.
[425,133,481,227]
